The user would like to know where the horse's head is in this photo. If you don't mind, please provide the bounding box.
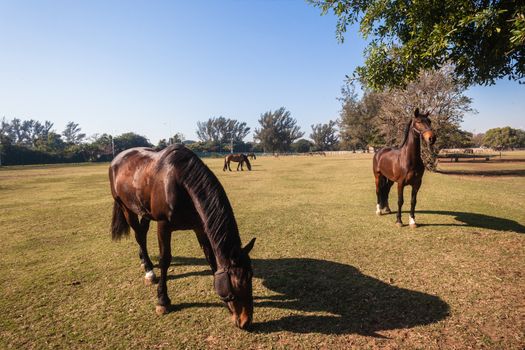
[413,108,436,146]
[214,237,256,330]
[243,155,252,171]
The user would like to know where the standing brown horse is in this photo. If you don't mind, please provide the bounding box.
[373,108,436,227]
[109,144,256,329]
[223,153,252,171]
[247,152,257,160]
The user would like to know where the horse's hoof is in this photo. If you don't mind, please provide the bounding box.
[155,305,168,315]
[410,223,418,228]
[382,208,391,214]
[144,271,156,285]
[396,222,403,228]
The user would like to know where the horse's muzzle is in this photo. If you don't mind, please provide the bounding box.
[423,131,436,145]
[236,314,252,330]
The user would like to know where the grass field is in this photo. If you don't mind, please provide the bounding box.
[1,154,524,349]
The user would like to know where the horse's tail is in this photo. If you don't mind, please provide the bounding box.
[111,200,130,240]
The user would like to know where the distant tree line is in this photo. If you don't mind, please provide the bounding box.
[1,78,523,166]
[0,118,154,165]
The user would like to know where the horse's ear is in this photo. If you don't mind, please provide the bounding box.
[414,108,420,117]
[425,112,430,118]
[242,238,256,255]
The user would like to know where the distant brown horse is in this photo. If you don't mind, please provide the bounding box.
[223,153,252,171]
[109,144,256,329]
[373,108,436,227]
[247,152,257,160]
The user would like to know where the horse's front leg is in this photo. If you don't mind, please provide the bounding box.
[409,180,422,228]
[396,182,404,227]
[155,221,172,315]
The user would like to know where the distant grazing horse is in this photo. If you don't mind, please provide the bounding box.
[373,108,436,227]
[109,144,256,329]
[223,153,252,171]
[309,151,326,156]
[247,152,257,160]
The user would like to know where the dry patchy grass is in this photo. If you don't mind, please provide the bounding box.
[0,154,524,349]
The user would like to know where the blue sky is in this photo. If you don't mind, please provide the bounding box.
[0,0,523,143]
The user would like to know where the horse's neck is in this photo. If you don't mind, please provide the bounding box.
[401,129,423,166]
[212,235,241,269]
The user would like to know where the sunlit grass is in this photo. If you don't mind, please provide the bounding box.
[0,154,524,349]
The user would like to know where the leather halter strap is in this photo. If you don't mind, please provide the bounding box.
[412,122,432,135]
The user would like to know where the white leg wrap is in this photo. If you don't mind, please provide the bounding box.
[376,204,381,215]
[145,270,155,280]
[409,217,416,226]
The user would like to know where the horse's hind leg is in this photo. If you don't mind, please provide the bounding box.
[155,221,172,315]
[382,180,393,214]
[375,174,392,215]
[194,227,217,273]
[374,173,382,215]
[126,213,156,285]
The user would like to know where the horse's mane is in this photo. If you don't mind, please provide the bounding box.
[160,144,241,255]
[399,119,413,148]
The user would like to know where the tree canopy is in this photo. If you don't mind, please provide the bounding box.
[62,122,86,144]
[254,107,304,153]
[113,132,152,153]
[309,0,525,89]
[291,138,314,153]
[482,127,525,149]
[339,88,382,151]
[196,117,250,143]
[1,118,54,147]
[373,67,474,150]
[310,120,339,151]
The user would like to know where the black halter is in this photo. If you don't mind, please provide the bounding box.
[412,121,432,135]
[214,267,235,302]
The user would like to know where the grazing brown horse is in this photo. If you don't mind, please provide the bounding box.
[223,153,252,171]
[109,144,256,329]
[373,108,436,227]
[247,152,257,160]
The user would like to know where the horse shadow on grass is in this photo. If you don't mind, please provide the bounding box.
[417,210,525,234]
[436,168,525,177]
[169,256,449,336]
